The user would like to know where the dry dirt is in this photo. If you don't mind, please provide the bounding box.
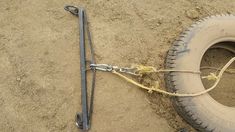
[1,0,235,132]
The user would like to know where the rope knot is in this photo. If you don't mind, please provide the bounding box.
[132,65,157,75]
[202,73,218,81]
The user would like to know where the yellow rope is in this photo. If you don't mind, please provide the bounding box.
[112,57,235,97]
[201,73,218,81]
[134,65,201,74]
[200,66,235,74]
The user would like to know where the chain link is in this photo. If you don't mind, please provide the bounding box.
[90,64,113,72]
[90,64,140,76]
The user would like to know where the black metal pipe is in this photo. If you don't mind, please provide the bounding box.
[78,8,89,130]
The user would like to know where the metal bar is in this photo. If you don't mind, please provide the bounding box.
[64,5,96,130]
[78,8,89,130]
[84,11,96,128]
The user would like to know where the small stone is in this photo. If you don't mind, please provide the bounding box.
[227,11,231,14]
[195,6,200,10]
[185,9,199,19]
[16,77,21,81]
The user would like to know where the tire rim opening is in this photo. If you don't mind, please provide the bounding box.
[201,41,235,107]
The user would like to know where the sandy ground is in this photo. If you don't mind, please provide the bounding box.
[1,0,235,132]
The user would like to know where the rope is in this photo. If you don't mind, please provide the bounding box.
[133,65,201,74]
[112,57,235,97]
[200,66,235,74]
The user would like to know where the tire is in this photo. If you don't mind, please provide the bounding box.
[165,15,235,132]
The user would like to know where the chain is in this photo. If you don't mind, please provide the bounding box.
[90,64,140,76]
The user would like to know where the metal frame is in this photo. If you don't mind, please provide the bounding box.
[64,5,96,131]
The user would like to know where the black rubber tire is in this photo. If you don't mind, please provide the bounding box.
[165,15,235,132]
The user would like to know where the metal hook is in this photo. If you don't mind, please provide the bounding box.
[64,5,79,16]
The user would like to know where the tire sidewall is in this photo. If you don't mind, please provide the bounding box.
[170,16,235,132]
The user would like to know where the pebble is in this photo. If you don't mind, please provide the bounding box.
[185,9,199,19]
[16,77,21,81]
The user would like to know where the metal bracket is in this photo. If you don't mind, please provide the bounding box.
[65,5,96,131]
